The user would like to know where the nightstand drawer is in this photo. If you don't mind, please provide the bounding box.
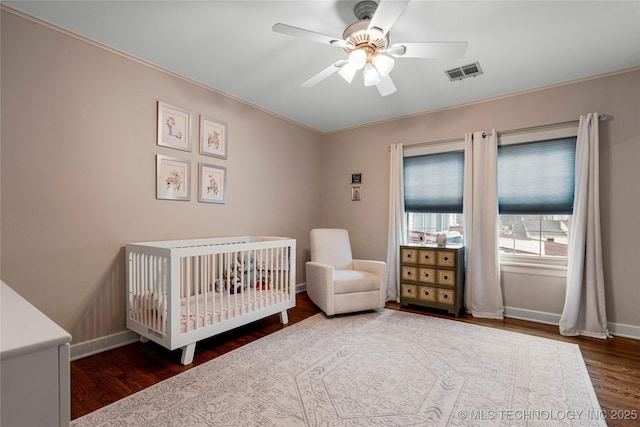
[401,266,417,281]
[401,284,418,299]
[401,249,417,264]
[418,268,436,284]
[437,289,455,306]
[418,286,436,302]
[417,250,436,265]
[437,251,456,267]
[436,270,455,286]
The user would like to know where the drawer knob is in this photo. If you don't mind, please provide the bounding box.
[443,294,449,299]
[443,275,448,280]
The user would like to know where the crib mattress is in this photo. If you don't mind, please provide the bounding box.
[133,289,290,334]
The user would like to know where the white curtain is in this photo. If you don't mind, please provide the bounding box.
[463,131,504,318]
[559,113,610,338]
[386,143,406,302]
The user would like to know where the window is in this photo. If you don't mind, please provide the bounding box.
[407,212,464,245]
[404,149,464,245]
[402,129,576,260]
[498,133,577,259]
[499,215,572,257]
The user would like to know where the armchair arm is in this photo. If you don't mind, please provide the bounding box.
[352,259,386,277]
[305,262,335,315]
[352,260,387,306]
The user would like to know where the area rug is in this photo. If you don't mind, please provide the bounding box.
[72,309,605,426]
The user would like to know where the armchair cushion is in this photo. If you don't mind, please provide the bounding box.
[310,228,354,270]
[334,270,379,294]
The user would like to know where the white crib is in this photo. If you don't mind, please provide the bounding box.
[126,236,296,365]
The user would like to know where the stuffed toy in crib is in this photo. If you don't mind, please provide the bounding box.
[215,254,255,293]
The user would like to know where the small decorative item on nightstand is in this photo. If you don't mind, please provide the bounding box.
[436,233,447,246]
[399,244,465,317]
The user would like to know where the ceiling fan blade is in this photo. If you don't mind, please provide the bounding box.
[389,42,468,59]
[367,0,410,37]
[272,23,347,48]
[376,74,397,96]
[300,60,348,87]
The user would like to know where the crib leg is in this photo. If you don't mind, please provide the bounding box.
[139,336,149,343]
[180,343,196,365]
[279,310,289,325]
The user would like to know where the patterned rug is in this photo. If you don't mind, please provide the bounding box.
[72,309,605,426]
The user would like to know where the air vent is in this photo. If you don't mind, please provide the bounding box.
[445,61,483,81]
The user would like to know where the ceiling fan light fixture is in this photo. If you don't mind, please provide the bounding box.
[363,64,381,86]
[338,63,357,83]
[348,49,367,70]
[373,54,394,76]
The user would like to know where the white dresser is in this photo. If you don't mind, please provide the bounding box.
[1,281,72,427]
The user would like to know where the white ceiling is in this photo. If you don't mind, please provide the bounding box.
[6,1,640,133]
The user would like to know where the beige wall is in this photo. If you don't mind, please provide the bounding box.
[2,9,639,350]
[1,11,323,343]
[322,68,640,329]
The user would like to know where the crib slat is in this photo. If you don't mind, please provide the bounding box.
[183,257,190,333]
[203,255,208,327]
[194,256,199,331]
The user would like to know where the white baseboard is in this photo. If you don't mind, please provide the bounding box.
[504,306,562,326]
[70,330,139,361]
[296,283,307,293]
[504,306,640,340]
[607,322,640,340]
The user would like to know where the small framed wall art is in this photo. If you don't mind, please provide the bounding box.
[157,101,191,151]
[351,173,362,184]
[200,115,228,159]
[199,163,227,204]
[156,155,191,201]
[351,186,362,201]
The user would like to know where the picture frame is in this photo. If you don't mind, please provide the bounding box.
[351,186,362,201]
[157,101,191,151]
[200,115,228,159]
[199,163,227,204]
[351,173,362,184]
[156,155,191,201]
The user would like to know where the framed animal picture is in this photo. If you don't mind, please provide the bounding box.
[156,155,191,201]
[157,101,192,152]
[198,163,227,204]
[199,115,228,159]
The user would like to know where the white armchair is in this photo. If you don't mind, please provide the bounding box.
[306,228,386,316]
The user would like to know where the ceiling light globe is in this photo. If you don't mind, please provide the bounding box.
[348,49,367,70]
[373,54,395,76]
[363,64,381,86]
[338,63,357,83]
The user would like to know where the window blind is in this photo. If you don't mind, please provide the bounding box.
[403,151,464,213]
[497,137,576,214]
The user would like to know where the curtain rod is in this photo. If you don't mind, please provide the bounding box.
[394,114,610,150]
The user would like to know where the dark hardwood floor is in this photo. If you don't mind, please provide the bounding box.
[71,292,640,426]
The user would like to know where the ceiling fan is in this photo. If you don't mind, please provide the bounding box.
[272,0,468,96]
